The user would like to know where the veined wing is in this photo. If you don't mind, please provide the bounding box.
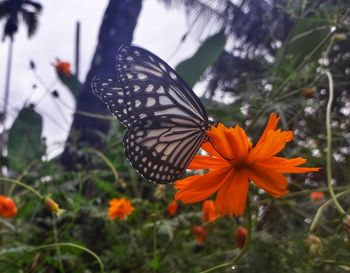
[123,115,207,184]
[91,74,131,127]
[116,44,209,126]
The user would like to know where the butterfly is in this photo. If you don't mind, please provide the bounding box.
[92,44,212,184]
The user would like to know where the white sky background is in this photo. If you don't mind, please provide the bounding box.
[0,0,203,157]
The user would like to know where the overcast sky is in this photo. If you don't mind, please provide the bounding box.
[0,0,202,157]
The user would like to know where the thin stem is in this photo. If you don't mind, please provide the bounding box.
[2,39,14,126]
[310,189,350,232]
[8,160,41,196]
[0,177,43,199]
[152,222,158,269]
[84,148,126,188]
[199,198,253,273]
[324,71,345,215]
[53,221,65,273]
[0,242,104,273]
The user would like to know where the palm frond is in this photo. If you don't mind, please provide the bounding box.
[0,0,10,20]
[159,0,292,55]
[21,9,38,37]
[23,0,42,12]
[3,16,17,40]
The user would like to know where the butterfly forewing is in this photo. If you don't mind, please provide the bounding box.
[123,115,207,183]
[116,45,208,124]
[91,75,131,127]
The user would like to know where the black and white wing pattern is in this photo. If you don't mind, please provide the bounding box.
[92,44,211,184]
[124,115,207,183]
[116,45,208,125]
[91,74,131,127]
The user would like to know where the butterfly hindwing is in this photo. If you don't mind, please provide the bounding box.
[123,115,207,183]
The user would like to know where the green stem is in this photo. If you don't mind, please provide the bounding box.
[85,148,126,188]
[0,177,43,199]
[324,71,345,215]
[0,243,104,273]
[53,221,65,273]
[199,199,253,273]
[8,160,40,196]
[309,189,350,232]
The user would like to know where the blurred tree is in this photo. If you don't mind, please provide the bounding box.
[60,0,142,168]
[0,0,42,125]
[160,0,292,55]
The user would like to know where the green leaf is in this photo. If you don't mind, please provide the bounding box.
[7,107,45,171]
[57,71,82,99]
[176,31,226,87]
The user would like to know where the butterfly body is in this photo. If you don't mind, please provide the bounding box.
[92,45,210,184]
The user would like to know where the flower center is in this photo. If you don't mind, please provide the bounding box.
[230,158,248,170]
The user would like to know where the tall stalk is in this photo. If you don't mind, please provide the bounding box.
[2,38,14,128]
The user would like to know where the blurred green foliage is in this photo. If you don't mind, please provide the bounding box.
[176,30,226,87]
[7,106,45,172]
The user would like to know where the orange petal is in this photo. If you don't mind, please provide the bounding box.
[201,139,223,159]
[227,125,252,159]
[215,169,249,217]
[248,129,293,163]
[255,157,320,173]
[246,165,288,197]
[207,123,235,159]
[256,113,280,145]
[188,155,229,170]
[175,167,232,203]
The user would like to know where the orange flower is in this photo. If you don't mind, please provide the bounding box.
[176,113,320,217]
[54,59,71,76]
[202,200,218,222]
[235,226,248,249]
[192,225,208,244]
[167,200,178,216]
[108,197,134,221]
[310,191,325,204]
[0,195,17,218]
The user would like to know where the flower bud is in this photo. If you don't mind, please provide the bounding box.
[306,234,323,255]
[44,197,65,216]
[302,87,315,98]
[235,226,248,249]
[343,215,350,239]
[193,225,208,244]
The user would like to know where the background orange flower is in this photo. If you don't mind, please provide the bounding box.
[0,195,17,218]
[310,191,325,204]
[167,200,178,216]
[108,197,134,221]
[54,58,71,76]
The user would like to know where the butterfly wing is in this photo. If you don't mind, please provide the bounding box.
[92,44,210,184]
[115,45,208,125]
[123,115,207,183]
[91,74,131,127]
